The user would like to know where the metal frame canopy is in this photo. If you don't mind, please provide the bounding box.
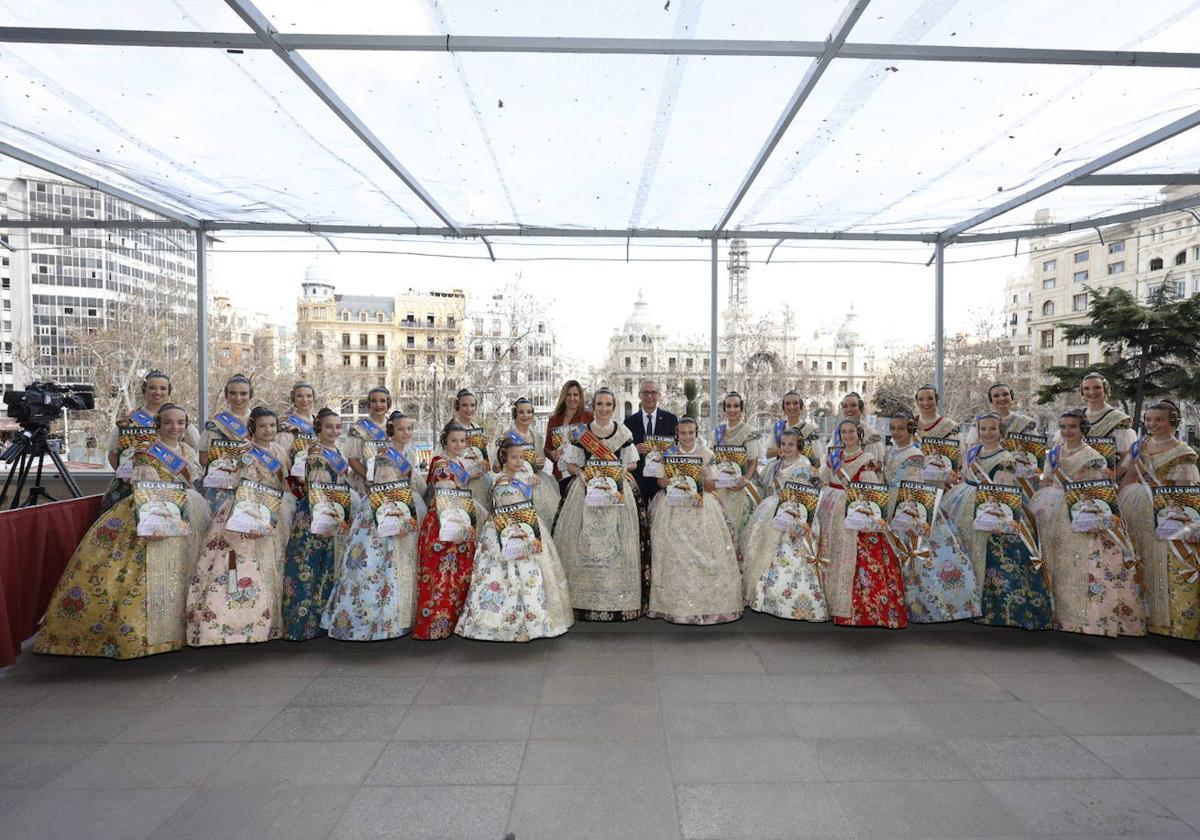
[3,0,1200,425]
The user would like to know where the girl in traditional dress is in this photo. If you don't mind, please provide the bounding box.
[36,405,210,659]
[545,379,594,499]
[646,416,742,625]
[942,413,1052,630]
[914,384,960,442]
[322,411,422,641]
[553,387,643,621]
[491,397,560,525]
[1074,372,1136,464]
[413,422,479,640]
[884,411,979,622]
[1033,409,1144,637]
[831,392,885,463]
[765,391,823,467]
[445,388,492,515]
[456,439,574,641]
[187,406,294,646]
[711,392,765,540]
[345,386,392,497]
[280,408,354,641]
[818,419,907,628]
[199,374,254,514]
[276,381,318,462]
[964,382,1038,446]
[741,427,827,621]
[100,370,198,514]
[1117,400,1200,639]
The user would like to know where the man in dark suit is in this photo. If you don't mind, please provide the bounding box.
[624,380,678,507]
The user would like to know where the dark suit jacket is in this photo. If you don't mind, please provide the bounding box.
[624,407,678,504]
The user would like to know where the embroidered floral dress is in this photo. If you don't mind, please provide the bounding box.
[413,455,479,640]
[455,476,573,642]
[35,443,210,659]
[711,421,765,541]
[321,453,421,641]
[741,456,827,622]
[1032,444,1145,637]
[98,407,198,515]
[187,441,295,646]
[818,450,907,628]
[489,427,561,526]
[280,450,354,641]
[884,441,980,622]
[199,410,252,515]
[646,442,742,625]
[941,447,1053,630]
[1117,438,1200,639]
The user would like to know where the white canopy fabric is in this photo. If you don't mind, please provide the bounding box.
[2,0,1200,239]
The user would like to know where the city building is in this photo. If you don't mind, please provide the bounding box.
[294,262,466,431]
[0,175,197,392]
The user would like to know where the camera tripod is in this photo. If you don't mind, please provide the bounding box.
[0,423,82,509]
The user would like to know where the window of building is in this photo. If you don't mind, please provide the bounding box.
[406,335,414,348]
[1042,278,1056,289]
[1106,261,1124,275]
[685,358,693,370]
[493,346,501,360]
[1041,329,1055,349]
[376,334,385,349]
[537,322,544,333]
[446,355,455,367]
[840,361,847,372]
[406,354,415,367]
[1043,259,1056,271]
[668,357,676,370]
[1067,335,1088,346]
[1073,293,1089,312]
[359,355,368,367]
[447,316,456,328]
[300,353,307,367]
[640,356,648,370]
[425,314,434,327]
[509,371,518,385]
[838,380,848,392]
[491,318,501,336]
[1150,257,1164,270]
[1042,301,1055,317]
[358,312,367,322]
[341,399,353,414]
[341,311,350,321]
[719,358,727,371]
[342,354,351,367]
[1176,250,1187,266]
[811,360,818,371]
[1193,246,1200,263]
[624,356,631,369]
[1067,353,1089,368]
[1108,240,1125,254]
[1073,250,1089,263]
[1073,270,1088,283]
[472,318,482,334]
[446,338,456,350]
[426,336,435,349]
[358,333,367,347]
[473,344,483,359]
[376,355,385,368]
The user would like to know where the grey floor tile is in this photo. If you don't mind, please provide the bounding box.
[1114,648,1200,684]
[1135,779,1200,832]
[329,785,514,840]
[0,786,38,819]
[531,702,663,740]
[985,778,1194,836]
[518,739,672,785]
[48,742,241,789]
[786,702,930,738]
[663,702,792,738]
[1030,700,1200,736]
[830,780,1019,837]
[0,787,192,840]
[115,704,282,743]
[254,705,406,741]
[1180,684,1200,701]
[756,650,872,674]
[0,677,65,707]
[543,649,656,675]
[197,651,338,677]
[203,741,384,787]
[416,674,542,704]
[1075,735,1200,778]
[394,703,535,740]
[0,705,144,742]
[320,649,444,676]
[855,647,983,674]
[652,647,768,675]
[433,644,549,675]
[366,740,524,785]
[956,645,1090,674]
[769,673,896,703]
[808,737,970,781]
[945,736,1117,780]
[37,675,190,708]
[992,671,1188,703]
[676,782,852,839]
[288,675,425,706]
[548,631,654,652]
[540,674,659,704]
[508,783,680,840]
[668,736,823,783]
[880,671,1014,701]
[173,676,315,706]
[0,742,103,786]
[649,632,754,651]
[659,674,780,704]
[149,785,357,840]
[909,701,1062,736]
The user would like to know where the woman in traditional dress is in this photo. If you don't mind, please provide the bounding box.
[322,411,422,641]
[942,413,1053,630]
[741,427,827,621]
[187,406,294,646]
[764,391,823,467]
[100,370,196,514]
[491,397,560,525]
[914,384,959,442]
[345,386,392,497]
[199,374,254,514]
[1075,372,1136,470]
[444,388,492,515]
[884,411,979,622]
[456,439,574,641]
[280,408,354,641]
[646,416,742,625]
[831,392,884,463]
[1032,409,1144,637]
[545,379,594,499]
[1117,400,1200,640]
[413,422,479,640]
[276,381,318,462]
[964,383,1039,446]
[553,387,644,622]
[818,419,907,628]
[711,392,765,540]
[36,405,209,659]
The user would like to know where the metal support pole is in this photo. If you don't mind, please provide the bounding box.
[709,238,719,434]
[196,224,209,424]
[934,238,945,397]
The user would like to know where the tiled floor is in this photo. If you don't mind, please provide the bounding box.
[3,615,1200,840]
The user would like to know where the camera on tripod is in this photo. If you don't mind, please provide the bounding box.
[1,381,95,507]
[3,381,95,430]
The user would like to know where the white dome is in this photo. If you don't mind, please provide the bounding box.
[304,260,333,286]
[620,289,664,338]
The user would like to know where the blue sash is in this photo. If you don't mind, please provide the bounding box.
[380,446,412,475]
[446,459,471,486]
[285,413,314,435]
[773,419,787,444]
[357,418,386,441]
[129,408,155,427]
[249,444,282,474]
[1048,444,1061,473]
[213,411,248,440]
[715,423,728,445]
[321,446,348,474]
[146,442,186,475]
[966,444,983,466]
[829,447,843,472]
[1130,437,1143,462]
[508,477,534,499]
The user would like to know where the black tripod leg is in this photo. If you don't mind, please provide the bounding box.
[45,445,81,498]
[0,451,25,507]
[8,452,35,510]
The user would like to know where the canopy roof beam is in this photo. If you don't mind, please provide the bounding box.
[222,0,462,234]
[713,0,872,232]
[1071,173,1200,186]
[942,107,1200,239]
[4,28,1200,69]
[951,192,1200,243]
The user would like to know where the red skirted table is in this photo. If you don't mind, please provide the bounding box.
[0,495,100,667]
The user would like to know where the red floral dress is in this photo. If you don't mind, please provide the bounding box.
[412,456,478,640]
[831,460,909,629]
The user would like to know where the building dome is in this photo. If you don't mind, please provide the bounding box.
[619,289,665,341]
[304,260,333,286]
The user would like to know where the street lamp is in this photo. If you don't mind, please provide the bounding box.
[427,359,439,434]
